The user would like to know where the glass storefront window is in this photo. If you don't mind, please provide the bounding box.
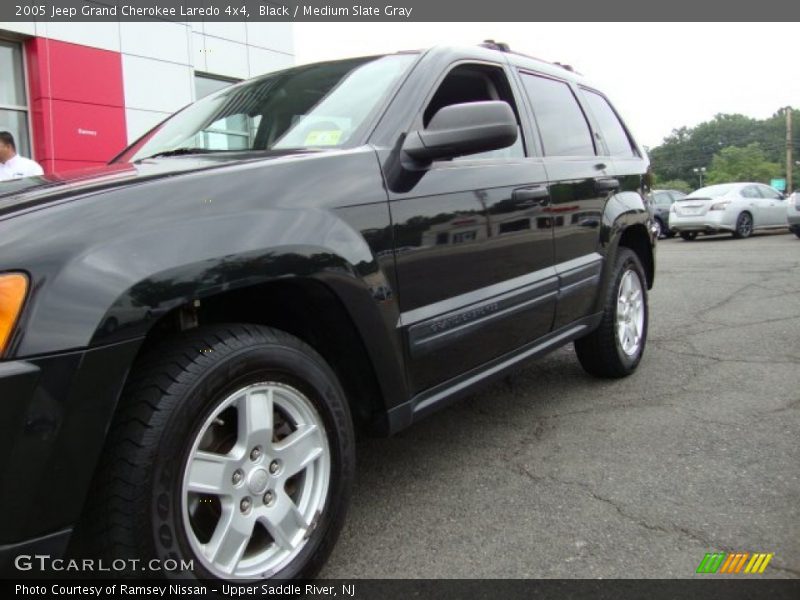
[0,41,26,107]
[0,40,31,157]
[0,110,31,157]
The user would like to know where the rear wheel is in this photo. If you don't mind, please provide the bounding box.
[733,212,753,238]
[680,231,698,241]
[793,228,800,239]
[71,324,354,580]
[575,247,648,378]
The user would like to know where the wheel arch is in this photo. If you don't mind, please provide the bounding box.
[123,272,407,437]
[617,223,654,289]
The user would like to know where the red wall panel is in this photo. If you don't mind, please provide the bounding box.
[25,37,127,174]
[32,98,127,162]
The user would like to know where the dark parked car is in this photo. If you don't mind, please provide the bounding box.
[0,44,654,580]
[646,189,686,238]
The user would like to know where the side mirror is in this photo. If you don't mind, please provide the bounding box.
[402,101,518,164]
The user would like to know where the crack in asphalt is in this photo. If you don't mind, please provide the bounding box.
[652,344,800,366]
[764,397,800,415]
[694,281,768,320]
[512,464,800,577]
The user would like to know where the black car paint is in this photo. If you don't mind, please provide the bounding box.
[0,45,654,552]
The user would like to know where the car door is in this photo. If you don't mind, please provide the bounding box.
[514,71,615,329]
[756,184,788,225]
[740,185,768,225]
[373,55,556,394]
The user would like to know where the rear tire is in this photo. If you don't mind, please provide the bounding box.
[575,248,648,378]
[733,212,753,238]
[71,324,354,581]
[680,232,698,241]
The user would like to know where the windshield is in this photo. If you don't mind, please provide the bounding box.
[687,184,733,198]
[116,54,417,162]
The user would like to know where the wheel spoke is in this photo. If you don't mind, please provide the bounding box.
[274,424,324,477]
[260,494,308,551]
[187,451,235,495]
[629,320,639,344]
[617,297,626,316]
[238,388,273,447]
[205,506,254,573]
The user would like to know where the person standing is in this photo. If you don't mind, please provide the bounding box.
[0,131,44,181]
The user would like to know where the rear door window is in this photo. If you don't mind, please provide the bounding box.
[581,89,636,157]
[741,186,761,199]
[757,185,783,199]
[519,72,595,157]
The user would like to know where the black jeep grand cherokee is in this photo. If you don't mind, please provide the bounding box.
[0,44,654,580]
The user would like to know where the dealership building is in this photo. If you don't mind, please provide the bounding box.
[0,20,294,174]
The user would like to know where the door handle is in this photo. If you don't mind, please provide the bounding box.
[595,177,620,193]
[512,186,550,206]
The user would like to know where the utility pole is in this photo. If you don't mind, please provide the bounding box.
[787,107,793,193]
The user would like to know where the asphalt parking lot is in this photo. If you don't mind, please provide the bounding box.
[321,231,800,579]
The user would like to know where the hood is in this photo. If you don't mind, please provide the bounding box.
[0,151,316,218]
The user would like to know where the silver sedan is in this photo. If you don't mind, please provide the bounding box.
[788,191,800,239]
[669,182,788,240]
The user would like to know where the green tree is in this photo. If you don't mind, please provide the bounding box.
[705,143,782,184]
[653,178,692,193]
[648,108,799,189]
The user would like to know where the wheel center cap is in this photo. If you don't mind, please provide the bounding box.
[247,467,270,495]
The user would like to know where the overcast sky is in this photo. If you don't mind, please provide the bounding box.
[294,22,798,149]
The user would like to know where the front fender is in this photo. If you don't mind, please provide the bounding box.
[13,208,378,354]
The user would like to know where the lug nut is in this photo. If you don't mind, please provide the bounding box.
[269,460,280,474]
[240,497,252,513]
[232,469,244,485]
[263,490,275,506]
[250,446,262,461]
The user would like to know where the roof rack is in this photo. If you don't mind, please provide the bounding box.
[478,40,579,74]
[479,39,511,52]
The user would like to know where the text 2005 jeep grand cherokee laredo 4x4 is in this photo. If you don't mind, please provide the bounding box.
[0,43,654,580]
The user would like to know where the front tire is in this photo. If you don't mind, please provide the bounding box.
[71,324,354,581]
[680,231,698,241]
[575,248,648,378]
[653,218,664,239]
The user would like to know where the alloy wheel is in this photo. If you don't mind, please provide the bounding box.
[181,382,330,579]
[616,269,645,357]
[737,213,753,238]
